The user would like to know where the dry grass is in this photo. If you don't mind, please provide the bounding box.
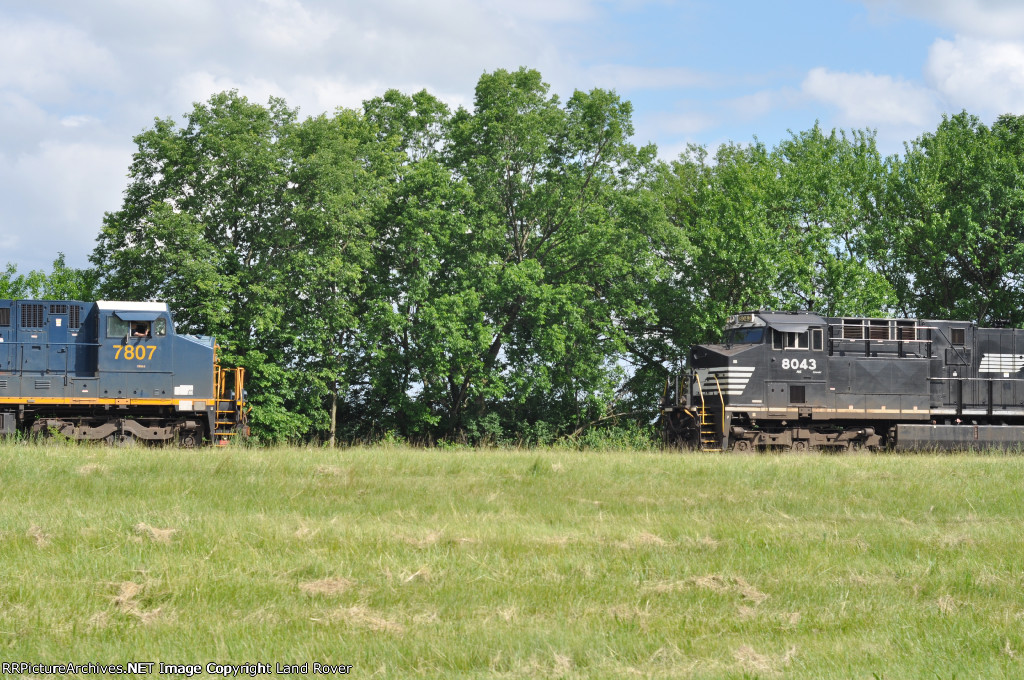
[299,577,353,596]
[133,522,177,543]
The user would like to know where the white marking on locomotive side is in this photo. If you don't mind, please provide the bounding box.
[697,366,755,396]
[979,353,1024,373]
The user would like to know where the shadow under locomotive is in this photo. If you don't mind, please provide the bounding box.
[661,311,1024,451]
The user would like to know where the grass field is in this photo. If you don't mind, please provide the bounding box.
[2,443,1023,678]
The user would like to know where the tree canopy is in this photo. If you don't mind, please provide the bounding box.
[6,69,1020,443]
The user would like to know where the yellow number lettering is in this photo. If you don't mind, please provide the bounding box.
[147,346,156,360]
[125,346,135,361]
[114,345,122,360]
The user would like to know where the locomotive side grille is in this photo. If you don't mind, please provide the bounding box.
[21,304,44,329]
[0,308,9,326]
[0,379,7,389]
[896,321,918,340]
[842,322,864,339]
[49,304,68,315]
[34,380,51,390]
[69,305,81,329]
[869,321,890,340]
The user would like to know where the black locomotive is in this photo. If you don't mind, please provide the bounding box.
[0,299,247,445]
[661,311,1024,451]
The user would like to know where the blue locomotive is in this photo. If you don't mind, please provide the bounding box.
[662,311,1024,451]
[0,299,246,445]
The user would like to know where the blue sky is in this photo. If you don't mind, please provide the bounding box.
[3,0,1024,273]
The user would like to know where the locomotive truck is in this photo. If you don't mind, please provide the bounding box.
[661,311,1024,451]
[0,299,246,445]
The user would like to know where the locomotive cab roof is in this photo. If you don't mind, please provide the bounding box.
[96,300,169,316]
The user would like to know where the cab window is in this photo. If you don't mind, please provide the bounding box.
[154,318,167,336]
[106,316,130,338]
[772,329,809,350]
[725,327,763,344]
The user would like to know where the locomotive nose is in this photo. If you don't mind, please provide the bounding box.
[690,344,735,368]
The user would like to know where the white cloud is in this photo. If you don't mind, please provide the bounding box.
[0,140,131,271]
[0,1,598,273]
[0,19,120,100]
[241,0,340,52]
[801,67,937,128]
[486,0,597,23]
[61,115,99,128]
[926,36,1024,114]
[727,88,804,120]
[172,72,288,113]
[864,0,1024,39]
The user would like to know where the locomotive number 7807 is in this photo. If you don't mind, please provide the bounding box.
[114,345,157,361]
[781,358,816,370]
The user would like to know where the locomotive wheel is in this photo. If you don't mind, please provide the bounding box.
[105,432,135,446]
[792,440,809,453]
[733,440,752,454]
[179,430,200,448]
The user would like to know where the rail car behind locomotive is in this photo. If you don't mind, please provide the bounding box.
[661,311,1024,451]
[0,299,246,445]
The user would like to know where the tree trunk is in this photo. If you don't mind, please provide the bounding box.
[329,387,337,448]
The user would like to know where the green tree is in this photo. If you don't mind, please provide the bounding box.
[92,91,378,441]
[771,125,894,316]
[284,110,382,445]
[884,112,1024,325]
[0,254,97,300]
[439,68,668,439]
[659,125,895,358]
[660,141,784,348]
[351,88,473,441]
[351,70,670,442]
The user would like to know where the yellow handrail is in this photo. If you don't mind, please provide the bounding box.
[711,374,726,438]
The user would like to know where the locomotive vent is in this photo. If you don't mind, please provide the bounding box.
[20,303,44,329]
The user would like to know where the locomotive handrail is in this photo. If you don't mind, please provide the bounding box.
[710,374,726,438]
[827,323,940,358]
[826,323,939,343]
